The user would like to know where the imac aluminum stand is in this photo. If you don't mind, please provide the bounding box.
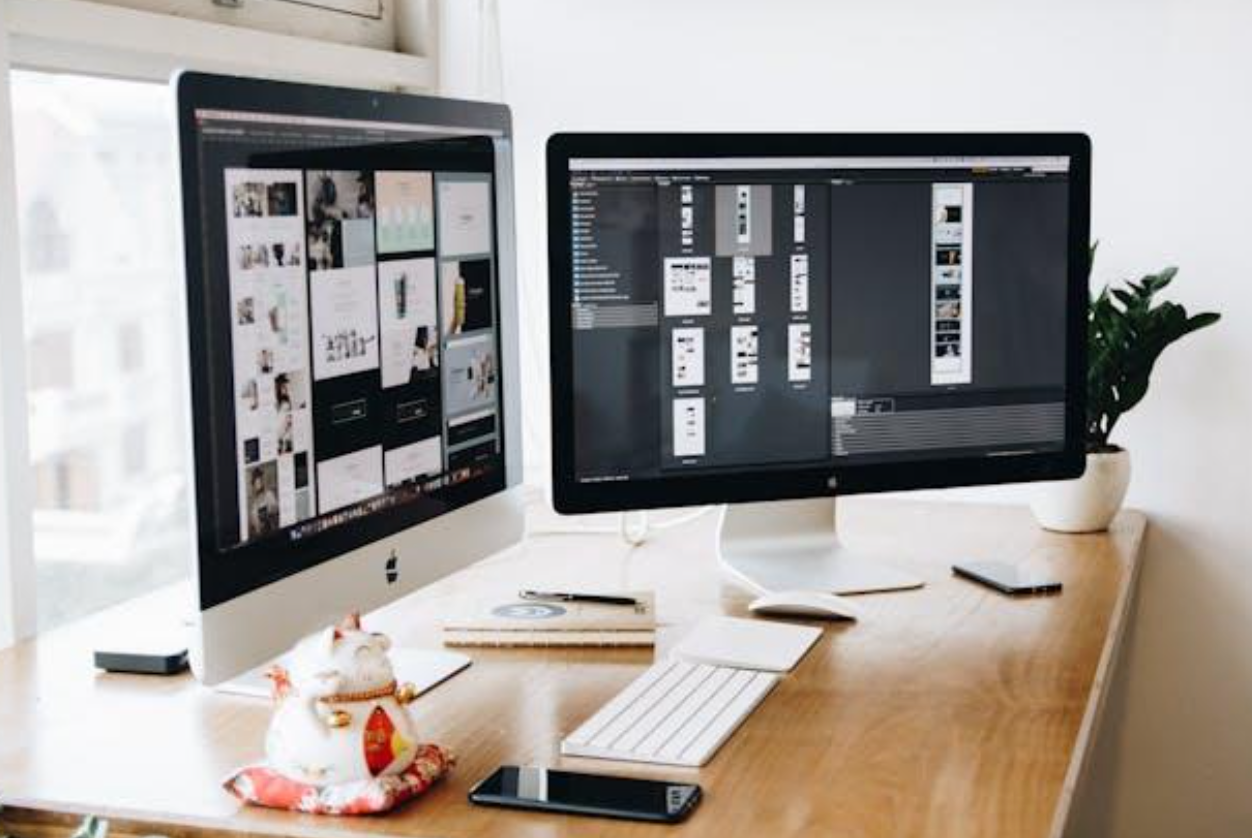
[717,497,924,595]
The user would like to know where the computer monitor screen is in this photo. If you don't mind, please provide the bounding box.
[182,84,510,608]
[547,135,1090,512]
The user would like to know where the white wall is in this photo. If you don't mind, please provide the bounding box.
[495,1,1252,835]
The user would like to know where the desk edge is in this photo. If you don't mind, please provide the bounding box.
[1046,510,1148,838]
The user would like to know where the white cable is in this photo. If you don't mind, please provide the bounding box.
[526,521,621,537]
[527,507,715,545]
[648,506,714,531]
[620,510,649,546]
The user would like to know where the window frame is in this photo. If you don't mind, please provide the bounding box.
[72,1,395,53]
[0,0,438,645]
[4,0,434,90]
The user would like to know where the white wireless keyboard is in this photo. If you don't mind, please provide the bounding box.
[560,658,779,767]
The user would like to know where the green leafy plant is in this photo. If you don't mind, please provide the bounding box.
[1087,247,1220,452]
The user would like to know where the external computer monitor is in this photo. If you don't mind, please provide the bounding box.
[547,134,1091,595]
[175,73,523,686]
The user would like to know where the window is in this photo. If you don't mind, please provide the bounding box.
[85,0,394,50]
[13,70,190,632]
[26,330,74,392]
[32,450,99,512]
[118,322,145,374]
[122,423,149,478]
[21,196,71,274]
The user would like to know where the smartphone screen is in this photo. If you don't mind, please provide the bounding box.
[953,560,1062,595]
[469,765,701,823]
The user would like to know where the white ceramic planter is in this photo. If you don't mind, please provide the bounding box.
[1030,449,1131,533]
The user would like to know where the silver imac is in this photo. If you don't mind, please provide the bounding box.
[174,72,524,687]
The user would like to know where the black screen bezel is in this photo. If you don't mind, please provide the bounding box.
[546,132,1091,514]
[176,72,513,609]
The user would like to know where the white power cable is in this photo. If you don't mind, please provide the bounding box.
[528,506,715,545]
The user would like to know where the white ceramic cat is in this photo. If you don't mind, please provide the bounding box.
[265,614,421,786]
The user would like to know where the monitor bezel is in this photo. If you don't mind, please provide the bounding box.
[175,72,520,608]
[547,132,1091,514]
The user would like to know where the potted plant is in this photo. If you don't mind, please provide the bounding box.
[1031,252,1220,532]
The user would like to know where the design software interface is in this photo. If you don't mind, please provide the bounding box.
[191,110,504,554]
[568,155,1071,483]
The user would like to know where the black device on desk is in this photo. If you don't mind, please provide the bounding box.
[953,560,1063,595]
[469,765,702,823]
[94,646,189,676]
[93,621,190,675]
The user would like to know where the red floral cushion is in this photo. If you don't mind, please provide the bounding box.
[224,743,454,815]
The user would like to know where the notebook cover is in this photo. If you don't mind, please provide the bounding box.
[443,591,655,635]
[443,629,655,648]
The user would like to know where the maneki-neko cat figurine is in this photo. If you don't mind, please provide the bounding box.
[265,614,423,786]
[224,614,453,815]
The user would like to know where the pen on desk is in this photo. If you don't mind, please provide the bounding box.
[519,590,639,607]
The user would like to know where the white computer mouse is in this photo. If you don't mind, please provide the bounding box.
[748,590,862,621]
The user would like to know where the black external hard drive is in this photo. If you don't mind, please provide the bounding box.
[94,634,190,676]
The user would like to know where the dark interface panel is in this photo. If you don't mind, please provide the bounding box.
[191,110,505,553]
[568,156,1070,483]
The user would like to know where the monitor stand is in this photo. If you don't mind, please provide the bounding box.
[717,497,924,595]
[216,648,471,699]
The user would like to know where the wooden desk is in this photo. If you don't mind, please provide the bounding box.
[0,499,1145,838]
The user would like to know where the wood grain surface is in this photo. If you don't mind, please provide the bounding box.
[0,499,1146,838]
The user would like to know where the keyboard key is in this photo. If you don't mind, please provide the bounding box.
[588,661,693,750]
[637,667,731,757]
[564,661,674,746]
[679,671,776,764]
[562,658,778,767]
[615,664,716,753]
[656,668,754,763]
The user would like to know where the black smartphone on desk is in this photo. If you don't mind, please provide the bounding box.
[469,765,702,823]
[953,560,1062,595]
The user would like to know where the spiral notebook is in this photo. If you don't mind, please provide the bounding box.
[443,592,656,647]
